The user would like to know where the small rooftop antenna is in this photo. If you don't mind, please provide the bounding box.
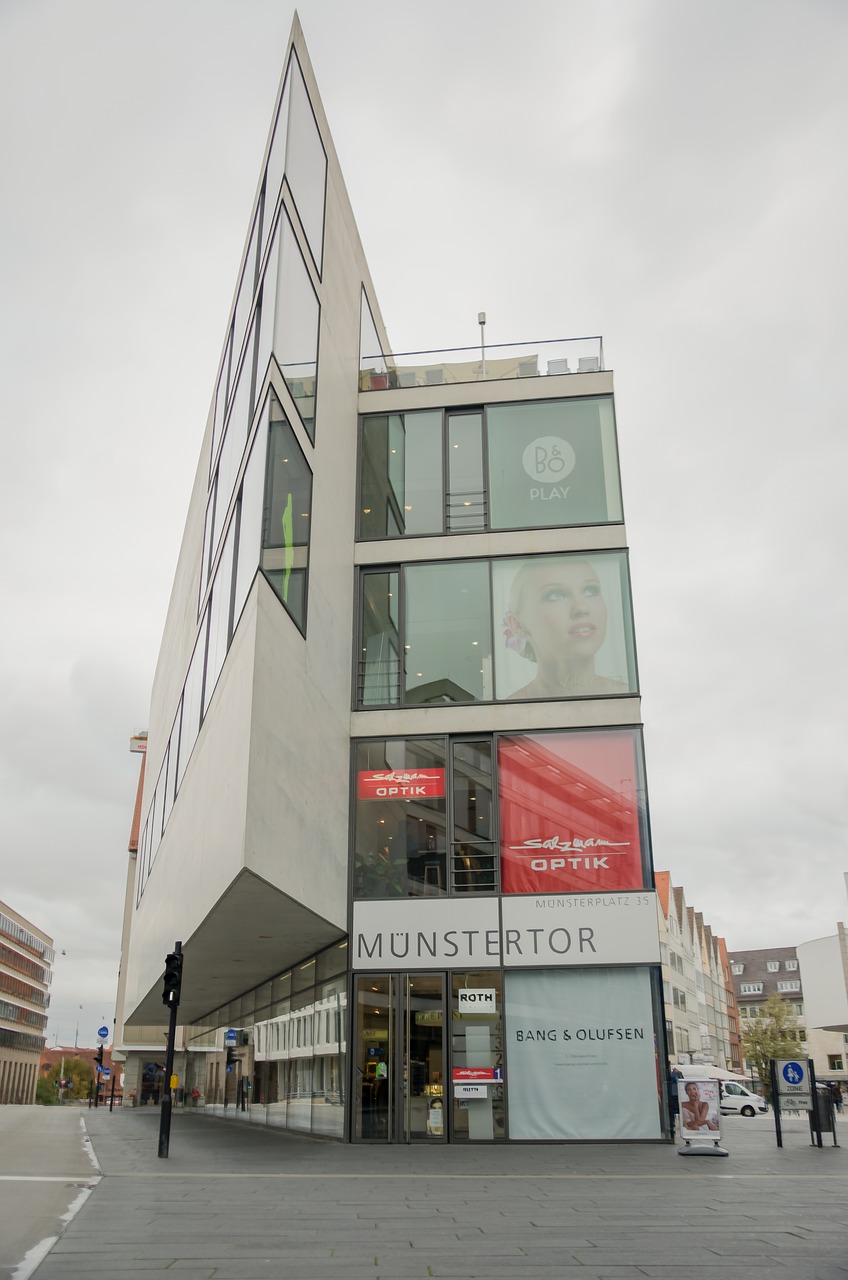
[478,312,486,380]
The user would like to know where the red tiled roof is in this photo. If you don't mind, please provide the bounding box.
[654,870,670,917]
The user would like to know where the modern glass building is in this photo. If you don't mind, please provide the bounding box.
[115,17,670,1144]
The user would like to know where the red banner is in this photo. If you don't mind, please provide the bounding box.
[498,731,644,895]
[452,1067,503,1082]
[357,769,446,800]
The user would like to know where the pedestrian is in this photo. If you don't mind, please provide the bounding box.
[668,1067,682,1136]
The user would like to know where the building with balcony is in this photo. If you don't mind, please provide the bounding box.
[0,901,53,1104]
[114,17,668,1143]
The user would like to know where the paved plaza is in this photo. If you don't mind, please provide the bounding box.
[4,1105,848,1279]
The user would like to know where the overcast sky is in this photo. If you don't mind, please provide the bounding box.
[1,0,846,1048]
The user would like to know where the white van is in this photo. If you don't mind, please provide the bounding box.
[676,1066,767,1117]
[719,1080,768,1116]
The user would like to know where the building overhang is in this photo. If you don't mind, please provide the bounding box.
[124,869,345,1027]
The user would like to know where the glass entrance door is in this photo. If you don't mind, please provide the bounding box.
[353,973,446,1142]
[403,974,445,1141]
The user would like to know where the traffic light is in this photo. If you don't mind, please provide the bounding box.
[226,1046,238,1067]
[162,950,183,1008]
[95,1044,104,1068]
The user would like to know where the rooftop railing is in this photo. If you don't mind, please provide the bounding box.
[360,335,604,392]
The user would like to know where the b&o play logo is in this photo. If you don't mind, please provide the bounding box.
[522,436,576,483]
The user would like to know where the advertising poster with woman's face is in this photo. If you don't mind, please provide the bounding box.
[678,1079,721,1137]
[492,552,637,701]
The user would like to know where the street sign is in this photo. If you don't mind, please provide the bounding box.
[101,1067,111,1081]
[224,1029,237,1046]
[97,1026,109,1041]
[776,1059,810,1107]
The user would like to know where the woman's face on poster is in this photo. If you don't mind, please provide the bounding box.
[515,561,608,664]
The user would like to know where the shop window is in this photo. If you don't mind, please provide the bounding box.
[353,738,448,899]
[358,396,623,540]
[404,561,492,704]
[356,550,637,708]
[504,968,662,1140]
[359,410,442,538]
[497,727,649,896]
[260,395,312,633]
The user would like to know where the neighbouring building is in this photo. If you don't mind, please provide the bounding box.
[0,901,53,1104]
[654,873,737,1070]
[114,17,670,1143]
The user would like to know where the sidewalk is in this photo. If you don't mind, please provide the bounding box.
[30,1108,848,1280]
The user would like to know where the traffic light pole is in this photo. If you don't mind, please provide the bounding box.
[158,940,182,1159]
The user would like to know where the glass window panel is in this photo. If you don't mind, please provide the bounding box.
[271,971,291,1017]
[404,561,492,704]
[275,214,319,440]
[254,215,281,402]
[497,728,650,896]
[210,329,232,481]
[447,412,484,531]
[176,612,207,792]
[135,821,147,905]
[359,290,384,368]
[212,314,256,554]
[451,741,496,894]
[232,207,261,374]
[263,71,291,255]
[232,424,267,631]
[147,783,160,873]
[260,397,312,632]
[486,396,623,530]
[200,479,216,605]
[359,411,443,538]
[292,958,316,995]
[450,970,504,1141]
[284,54,327,270]
[354,738,447,898]
[317,941,348,982]
[358,571,399,707]
[493,550,637,700]
[203,519,236,716]
[161,712,179,832]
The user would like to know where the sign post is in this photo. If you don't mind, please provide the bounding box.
[772,1057,812,1149]
[158,941,183,1159]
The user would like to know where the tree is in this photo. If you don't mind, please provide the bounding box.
[37,1057,96,1104]
[741,993,804,1098]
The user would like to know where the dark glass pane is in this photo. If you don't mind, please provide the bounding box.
[359,411,443,538]
[447,412,484,531]
[354,738,447,898]
[260,395,312,632]
[404,561,491,704]
[275,213,319,440]
[358,572,399,706]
